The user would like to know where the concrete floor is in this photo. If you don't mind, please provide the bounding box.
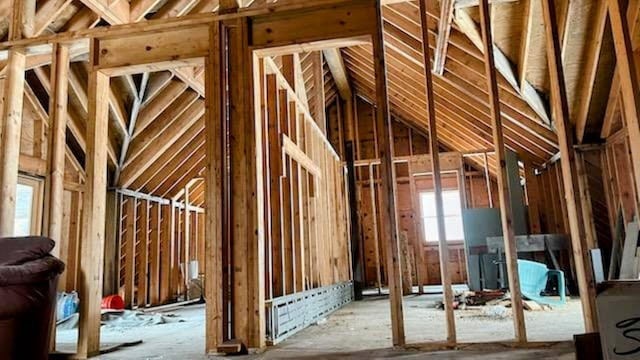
[55,294,581,359]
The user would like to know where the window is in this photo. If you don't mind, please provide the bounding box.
[420,190,464,242]
[14,176,43,236]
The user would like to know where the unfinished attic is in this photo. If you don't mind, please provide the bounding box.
[0,0,639,359]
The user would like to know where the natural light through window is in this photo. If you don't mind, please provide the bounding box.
[420,190,464,242]
[15,183,34,236]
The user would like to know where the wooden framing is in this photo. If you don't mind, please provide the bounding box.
[418,0,455,344]
[372,0,405,347]
[607,0,640,219]
[0,0,620,356]
[541,0,598,332]
[478,0,527,343]
[0,49,26,237]
[77,65,110,358]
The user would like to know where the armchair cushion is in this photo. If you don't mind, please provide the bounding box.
[0,237,55,266]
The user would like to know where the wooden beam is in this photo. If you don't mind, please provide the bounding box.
[94,25,210,72]
[0,49,26,237]
[322,47,352,100]
[373,0,405,346]
[45,43,70,257]
[77,66,110,358]
[418,0,456,344]
[607,0,640,219]
[432,0,454,76]
[478,0,527,343]
[79,0,130,25]
[455,0,518,8]
[453,8,550,125]
[574,1,607,143]
[541,0,598,332]
[204,22,224,353]
[312,51,326,132]
[249,1,376,50]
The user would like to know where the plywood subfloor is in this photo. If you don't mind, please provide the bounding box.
[54,297,580,359]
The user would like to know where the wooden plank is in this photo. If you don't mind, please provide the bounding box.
[249,1,376,49]
[266,74,284,297]
[373,0,405,346]
[123,198,137,309]
[478,0,526,343]
[418,0,456,343]
[77,66,110,358]
[524,159,541,234]
[149,202,161,305]
[160,204,173,304]
[282,135,322,177]
[541,0,598,332]
[0,49,25,237]
[323,47,352,100]
[79,0,130,25]
[45,43,69,250]
[95,25,210,71]
[137,199,150,307]
[607,0,640,220]
[432,0,454,75]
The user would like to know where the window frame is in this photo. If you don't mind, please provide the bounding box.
[16,174,44,236]
[419,189,464,243]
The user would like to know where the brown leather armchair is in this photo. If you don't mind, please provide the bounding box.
[0,237,65,360]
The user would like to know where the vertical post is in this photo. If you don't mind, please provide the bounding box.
[149,202,161,305]
[523,160,542,234]
[77,58,110,358]
[418,0,456,344]
[0,49,26,237]
[205,23,224,352]
[343,98,364,299]
[184,187,191,286]
[207,18,265,350]
[478,0,527,343]
[123,198,137,308]
[103,190,120,296]
[137,200,149,307]
[542,0,598,332]
[607,0,640,218]
[483,153,493,208]
[373,0,405,346]
[46,43,70,243]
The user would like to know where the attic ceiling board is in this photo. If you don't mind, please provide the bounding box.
[4,0,631,201]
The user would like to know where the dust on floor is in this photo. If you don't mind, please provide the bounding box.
[54,295,581,359]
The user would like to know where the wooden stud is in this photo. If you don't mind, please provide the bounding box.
[523,160,542,234]
[137,200,150,307]
[478,0,527,343]
[419,0,456,343]
[607,0,640,220]
[373,0,405,346]
[77,66,110,358]
[0,49,26,237]
[149,202,161,305]
[45,43,70,246]
[541,0,598,332]
[160,204,173,304]
[123,198,137,309]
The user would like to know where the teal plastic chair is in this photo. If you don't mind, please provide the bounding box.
[517,259,566,305]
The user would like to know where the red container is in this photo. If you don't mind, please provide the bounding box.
[101,294,125,310]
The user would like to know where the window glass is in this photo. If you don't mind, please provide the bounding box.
[420,190,464,242]
[15,183,34,236]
